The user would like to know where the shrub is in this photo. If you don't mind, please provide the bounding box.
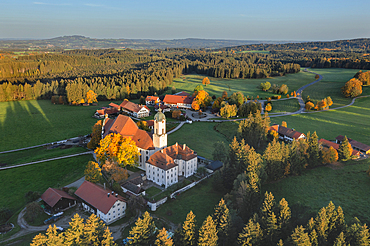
[24,202,43,223]
[25,191,41,203]
[0,207,12,224]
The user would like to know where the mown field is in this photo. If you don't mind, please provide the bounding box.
[172,68,315,99]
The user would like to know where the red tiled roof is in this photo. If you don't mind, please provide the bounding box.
[145,120,154,127]
[75,181,126,214]
[147,151,177,170]
[120,100,142,113]
[163,95,194,105]
[336,135,370,153]
[97,108,119,116]
[276,125,305,139]
[319,138,360,156]
[109,103,120,109]
[41,188,76,208]
[163,143,197,161]
[103,115,154,150]
[146,96,159,102]
[175,91,190,96]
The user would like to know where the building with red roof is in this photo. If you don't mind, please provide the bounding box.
[75,181,126,225]
[145,96,160,105]
[163,95,194,109]
[319,138,360,157]
[335,135,370,155]
[119,100,150,118]
[41,188,76,213]
[269,124,306,142]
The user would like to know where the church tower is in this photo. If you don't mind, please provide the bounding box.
[153,109,167,149]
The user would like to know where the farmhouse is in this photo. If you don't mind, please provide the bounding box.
[154,104,171,112]
[75,181,126,225]
[94,107,119,118]
[41,188,76,213]
[269,124,306,142]
[120,100,150,118]
[335,135,370,154]
[121,176,145,196]
[319,138,360,157]
[163,95,194,109]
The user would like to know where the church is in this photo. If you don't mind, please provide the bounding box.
[101,110,197,188]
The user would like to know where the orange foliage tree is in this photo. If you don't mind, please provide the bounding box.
[84,161,102,183]
[265,103,272,112]
[342,78,362,98]
[87,120,102,149]
[172,110,181,119]
[191,100,200,111]
[192,90,211,110]
[321,147,339,164]
[86,90,98,104]
[202,77,210,86]
[95,133,139,168]
[102,161,129,183]
[305,101,314,111]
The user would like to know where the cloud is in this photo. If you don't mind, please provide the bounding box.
[32,2,72,6]
[84,3,105,7]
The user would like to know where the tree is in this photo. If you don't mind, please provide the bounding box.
[222,91,228,99]
[128,211,156,246]
[102,161,129,183]
[305,102,314,111]
[237,218,263,246]
[202,77,210,86]
[265,103,272,112]
[95,133,139,168]
[191,100,200,111]
[342,78,362,98]
[182,211,197,246]
[84,161,102,183]
[24,202,43,224]
[279,84,289,95]
[261,81,271,91]
[281,121,287,128]
[86,90,98,104]
[321,147,338,164]
[87,120,102,149]
[193,90,211,109]
[172,110,182,119]
[338,136,352,161]
[307,132,320,167]
[155,228,173,246]
[194,85,204,92]
[326,96,333,107]
[213,199,231,245]
[220,103,238,118]
[198,215,218,246]
[290,226,311,246]
[212,141,227,163]
[229,91,245,106]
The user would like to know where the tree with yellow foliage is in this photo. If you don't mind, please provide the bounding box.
[84,161,102,183]
[202,77,211,86]
[86,90,98,104]
[87,120,102,149]
[95,133,139,168]
[305,101,314,111]
[321,147,338,164]
[265,103,272,112]
[342,78,362,98]
[102,161,129,183]
[191,100,200,111]
[193,90,212,110]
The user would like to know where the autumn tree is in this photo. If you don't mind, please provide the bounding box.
[84,161,102,183]
[261,81,271,91]
[338,136,353,161]
[212,199,231,245]
[237,218,263,246]
[202,77,210,86]
[191,100,200,111]
[172,109,182,119]
[198,216,218,246]
[229,91,245,106]
[279,84,289,95]
[194,85,204,92]
[220,103,238,118]
[102,161,129,183]
[86,90,98,104]
[321,147,339,164]
[222,91,228,99]
[265,103,272,112]
[182,211,197,246]
[342,78,362,98]
[87,120,102,149]
[305,101,314,111]
[155,228,173,246]
[193,90,212,109]
[95,133,139,168]
[281,121,287,128]
[127,211,156,246]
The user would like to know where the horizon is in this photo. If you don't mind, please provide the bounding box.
[1,0,370,41]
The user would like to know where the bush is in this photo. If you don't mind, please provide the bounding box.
[0,207,12,224]
[25,191,41,203]
[24,202,43,223]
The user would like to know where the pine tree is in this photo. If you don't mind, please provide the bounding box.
[65,214,85,245]
[307,132,320,167]
[182,211,197,246]
[212,199,231,245]
[45,224,65,245]
[155,228,174,246]
[260,192,278,244]
[237,218,263,246]
[83,213,103,245]
[101,227,116,245]
[290,225,311,246]
[198,215,218,246]
[128,211,156,246]
[338,136,352,161]
[277,198,291,238]
[333,232,347,246]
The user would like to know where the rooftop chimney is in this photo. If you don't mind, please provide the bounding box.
[111,191,114,195]
[107,193,110,197]
[115,193,118,197]
[183,144,186,149]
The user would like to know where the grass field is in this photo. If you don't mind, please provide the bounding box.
[172,69,315,99]
[263,158,370,224]
[302,68,369,108]
[154,176,225,226]
[0,154,93,214]
[0,100,117,151]
[167,122,230,159]
[270,97,370,144]
[270,98,300,113]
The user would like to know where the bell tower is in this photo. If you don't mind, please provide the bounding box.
[153,109,167,149]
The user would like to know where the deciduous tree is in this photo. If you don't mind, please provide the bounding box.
[198,215,218,246]
[128,211,156,246]
[155,228,173,246]
[342,78,362,98]
[87,120,102,149]
[202,77,210,86]
[84,161,102,183]
[86,90,98,104]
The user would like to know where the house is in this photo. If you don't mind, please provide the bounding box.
[154,104,171,113]
[94,107,119,118]
[319,138,360,157]
[163,95,194,109]
[75,181,126,225]
[144,120,154,130]
[145,96,160,106]
[41,188,76,213]
[335,135,370,154]
[102,111,167,170]
[205,160,224,173]
[146,143,197,188]
[121,181,146,197]
[269,124,306,142]
[120,100,150,118]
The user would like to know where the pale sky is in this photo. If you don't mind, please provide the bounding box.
[1,0,369,41]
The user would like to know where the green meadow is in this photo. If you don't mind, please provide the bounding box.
[270,98,300,113]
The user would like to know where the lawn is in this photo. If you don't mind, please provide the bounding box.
[269,98,300,113]
[301,68,369,108]
[0,146,87,166]
[167,122,230,159]
[153,176,226,226]
[172,68,315,99]
[263,158,370,225]
[0,154,93,214]
[145,186,162,198]
[0,100,116,151]
[270,97,370,144]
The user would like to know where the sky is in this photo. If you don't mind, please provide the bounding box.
[1,0,370,41]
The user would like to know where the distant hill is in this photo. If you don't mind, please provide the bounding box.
[0,35,291,50]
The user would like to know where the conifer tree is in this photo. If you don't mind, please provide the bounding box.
[338,136,352,161]
[213,199,231,245]
[87,120,102,149]
[155,228,174,246]
[45,224,65,245]
[65,214,85,245]
[307,131,320,167]
[198,215,218,246]
[290,225,311,246]
[277,198,291,237]
[83,213,104,245]
[333,232,347,246]
[182,211,197,246]
[128,211,156,246]
[237,218,263,246]
[260,192,278,243]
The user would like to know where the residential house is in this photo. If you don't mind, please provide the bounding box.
[94,107,119,119]
[335,135,370,154]
[145,96,160,106]
[120,100,150,118]
[154,104,171,113]
[41,188,76,213]
[163,95,194,109]
[75,181,126,225]
[269,124,306,142]
[319,138,360,157]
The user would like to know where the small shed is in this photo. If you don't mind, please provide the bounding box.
[205,160,224,173]
[41,188,76,213]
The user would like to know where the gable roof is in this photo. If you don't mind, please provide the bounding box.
[147,151,177,170]
[163,95,194,105]
[276,125,305,139]
[174,91,190,96]
[336,135,370,153]
[146,96,159,102]
[109,103,120,109]
[120,100,149,113]
[206,160,224,171]
[121,181,144,195]
[162,143,197,161]
[96,107,119,116]
[103,115,154,150]
[75,181,126,214]
[319,138,360,156]
[41,188,76,208]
